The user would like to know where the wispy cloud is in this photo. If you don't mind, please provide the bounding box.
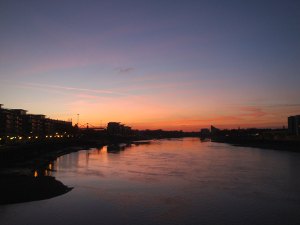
[114,80,195,93]
[239,106,268,118]
[266,103,300,108]
[22,82,130,97]
[75,93,99,99]
[115,67,135,73]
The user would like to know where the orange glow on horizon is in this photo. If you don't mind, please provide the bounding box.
[67,110,287,131]
[19,83,297,132]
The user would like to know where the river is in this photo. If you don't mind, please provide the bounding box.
[1,138,300,225]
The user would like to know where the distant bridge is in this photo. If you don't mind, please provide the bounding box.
[78,123,105,130]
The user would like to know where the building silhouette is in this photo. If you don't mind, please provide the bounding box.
[0,104,73,139]
[107,122,132,136]
[288,115,300,136]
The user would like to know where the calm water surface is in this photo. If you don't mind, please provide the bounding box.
[1,138,300,225]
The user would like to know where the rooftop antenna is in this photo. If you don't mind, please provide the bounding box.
[77,114,80,126]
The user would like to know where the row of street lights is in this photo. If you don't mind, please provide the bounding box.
[0,133,74,143]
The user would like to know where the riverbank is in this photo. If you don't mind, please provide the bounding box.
[0,136,151,205]
[212,137,300,152]
[0,137,109,205]
[0,138,107,165]
[0,175,72,204]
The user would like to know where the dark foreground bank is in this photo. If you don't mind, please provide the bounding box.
[0,138,109,205]
[0,175,72,205]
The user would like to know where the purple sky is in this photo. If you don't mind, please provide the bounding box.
[0,0,299,130]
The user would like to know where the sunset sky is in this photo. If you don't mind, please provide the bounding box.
[0,0,299,131]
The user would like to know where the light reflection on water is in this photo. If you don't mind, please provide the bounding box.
[32,162,54,178]
[1,138,300,225]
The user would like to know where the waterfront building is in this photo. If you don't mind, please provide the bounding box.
[107,122,122,135]
[10,109,27,136]
[0,104,73,139]
[288,115,300,136]
[51,119,73,134]
[107,122,132,136]
[0,107,14,136]
[23,114,46,135]
[123,126,132,136]
[200,128,210,138]
[210,125,221,136]
[0,108,26,136]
